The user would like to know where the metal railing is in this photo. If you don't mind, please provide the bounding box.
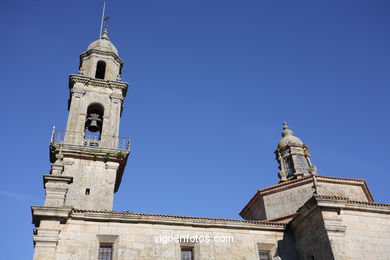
[51,128,130,151]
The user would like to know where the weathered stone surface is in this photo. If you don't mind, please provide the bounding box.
[240,175,372,221]
[53,215,295,260]
[289,196,390,260]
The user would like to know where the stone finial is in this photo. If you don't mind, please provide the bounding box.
[101,28,109,40]
[278,122,303,149]
[282,122,293,137]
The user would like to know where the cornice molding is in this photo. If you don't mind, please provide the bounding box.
[31,206,72,226]
[71,209,287,231]
[69,74,128,93]
[80,49,123,65]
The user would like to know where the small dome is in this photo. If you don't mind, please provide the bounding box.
[87,29,118,56]
[278,122,303,149]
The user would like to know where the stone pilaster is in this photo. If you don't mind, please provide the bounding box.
[31,206,72,260]
[43,175,73,207]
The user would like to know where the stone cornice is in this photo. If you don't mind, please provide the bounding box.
[345,199,390,213]
[43,175,73,189]
[80,49,123,65]
[31,206,72,226]
[71,209,287,231]
[50,143,130,156]
[69,74,128,95]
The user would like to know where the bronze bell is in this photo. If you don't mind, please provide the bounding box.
[88,119,99,132]
[86,113,102,132]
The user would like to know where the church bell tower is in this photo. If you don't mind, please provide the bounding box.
[31,29,130,260]
[44,29,129,211]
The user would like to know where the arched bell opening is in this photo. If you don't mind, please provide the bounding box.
[95,60,106,79]
[84,103,104,146]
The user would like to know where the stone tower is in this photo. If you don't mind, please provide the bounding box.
[275,122,317,181]
[48,29,129,211]
[32,30,130,259]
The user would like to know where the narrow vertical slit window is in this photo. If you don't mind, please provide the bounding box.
[181,247,193,260]
[98,243,113,260]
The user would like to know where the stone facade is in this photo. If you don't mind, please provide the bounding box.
[52,213,296,260]
[31,30,390,260]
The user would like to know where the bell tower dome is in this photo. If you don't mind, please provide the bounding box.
[79,29,123,81]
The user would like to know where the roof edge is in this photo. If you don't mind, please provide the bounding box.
[71,209,287,231]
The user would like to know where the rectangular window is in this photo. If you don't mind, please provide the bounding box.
[181,247,193,260]
[259,250,271,260]
[296,154,308,173]
[98,243,113,260]
[283,157,295,177]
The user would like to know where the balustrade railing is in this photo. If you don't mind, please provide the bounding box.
[51,128,130,151]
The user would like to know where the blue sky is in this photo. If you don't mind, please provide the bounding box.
[1,0,389,258]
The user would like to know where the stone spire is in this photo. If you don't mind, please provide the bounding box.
[275,122,317,182]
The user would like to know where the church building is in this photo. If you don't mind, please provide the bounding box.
[31,30,390,260]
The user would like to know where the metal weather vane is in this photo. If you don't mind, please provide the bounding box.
[99,1,110,37]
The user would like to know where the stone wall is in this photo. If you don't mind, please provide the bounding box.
[288,201,335,260]
[316,182,369,202]
[338,208,390,259]
[241,176,372,221]
[263,182,314,220]
[62,158,119,210]
[51,215,298,260]
[289,196,390,260]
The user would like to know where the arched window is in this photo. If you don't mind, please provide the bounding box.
[95,61,106,79]
[84,103,105,146]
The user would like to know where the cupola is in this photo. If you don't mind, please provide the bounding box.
[78,29,123,81]
[275,122,317,181]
